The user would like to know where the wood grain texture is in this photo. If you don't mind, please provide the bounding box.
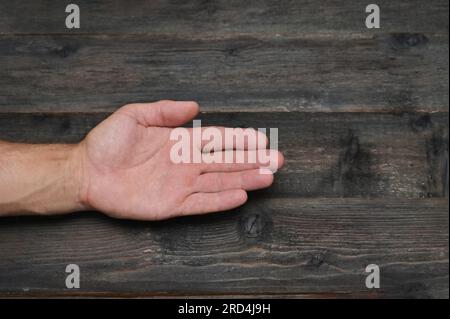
[0,198,447,298]
[0,33,447,113]
[0,0,448,35]
[0,112,448,198]
[0,0,448,299]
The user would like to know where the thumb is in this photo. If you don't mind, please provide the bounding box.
[119,100,199,127]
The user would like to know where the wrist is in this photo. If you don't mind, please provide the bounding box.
[65,142,91,212]
[0,142,90,216]
[28,143,89,215]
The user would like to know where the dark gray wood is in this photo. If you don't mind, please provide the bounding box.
[0,33,447,113]
[0,112,448,198]
[0,0,448,299]
[0,198,447,298]
[0,0,448,34]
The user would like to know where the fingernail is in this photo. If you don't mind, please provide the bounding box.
[259,168,274,175]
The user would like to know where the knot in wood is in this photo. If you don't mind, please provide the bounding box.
[242,213,264,238]
[308,253,325,268]
[391,33,429,48]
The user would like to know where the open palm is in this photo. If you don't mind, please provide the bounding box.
[77,100,283,220]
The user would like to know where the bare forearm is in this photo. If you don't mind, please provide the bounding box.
[0,140,86,216]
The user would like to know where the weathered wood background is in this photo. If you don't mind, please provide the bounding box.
[0,0,448,298]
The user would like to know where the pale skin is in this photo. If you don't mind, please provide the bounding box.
[0,100,284,220]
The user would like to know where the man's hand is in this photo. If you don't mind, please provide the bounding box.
[0,101,283,220]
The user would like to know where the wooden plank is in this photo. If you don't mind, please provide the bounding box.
[0,0,448,35]
[0,34,447,113]
[0,198,447,298]
[0,112,448,198]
